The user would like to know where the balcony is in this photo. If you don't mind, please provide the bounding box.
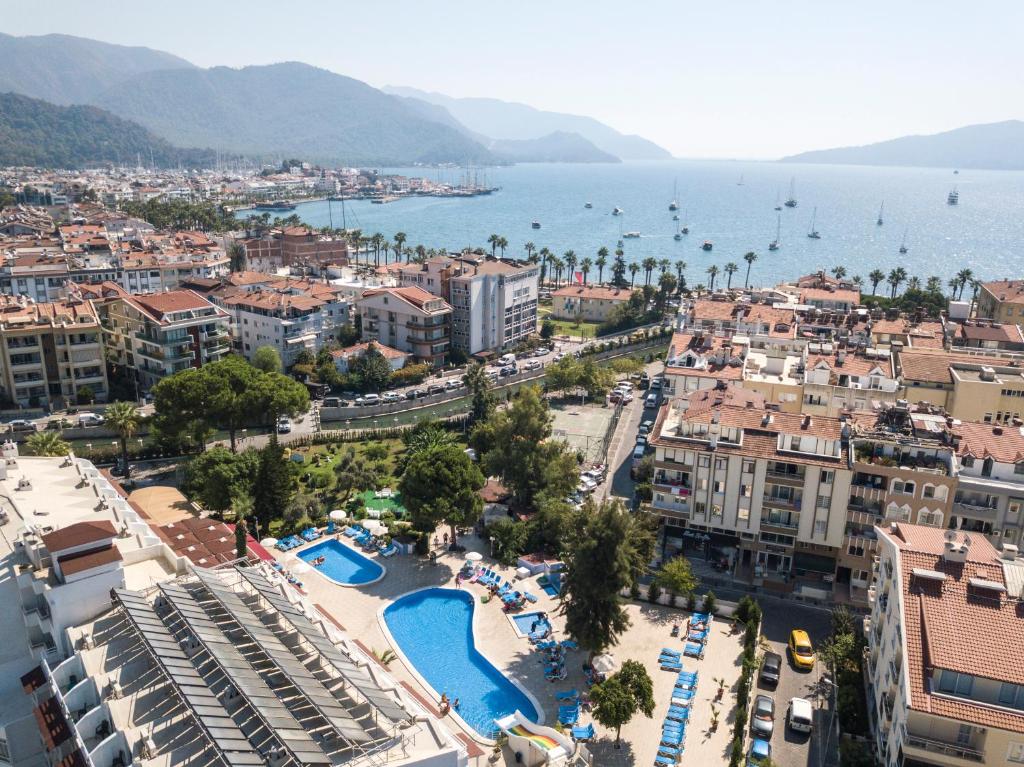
[844,534,879,557]
[903,727,984,763]
[763,492,802,511]
[953,500,999,521]
[136,345,195,364]
[654,474,691,493]
[765,465,806,484]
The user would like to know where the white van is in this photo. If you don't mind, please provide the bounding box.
[498,353,517,366]
[787,697,813,733]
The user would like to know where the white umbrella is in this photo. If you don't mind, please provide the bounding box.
[293,561,312,574]
[260,537,278,547]
[465,551,483,563]
[592,654,617,675]
[363,519,386,535]
[329,510,348,521]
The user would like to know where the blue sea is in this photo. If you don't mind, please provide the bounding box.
[290,160,1024,286]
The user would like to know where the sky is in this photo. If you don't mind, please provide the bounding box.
[5,0,1023,159]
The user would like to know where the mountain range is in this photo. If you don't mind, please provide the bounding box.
[0,33,667,167]
[782,120,1024,171]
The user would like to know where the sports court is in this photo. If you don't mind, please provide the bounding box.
[549,401,617,463]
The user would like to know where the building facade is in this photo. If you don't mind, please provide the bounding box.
[357,286,452,367]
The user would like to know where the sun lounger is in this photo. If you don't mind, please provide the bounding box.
[666,707,689,723]
[545,669,567,681]
[660,661,683,671]
[571,723,595,741]
[560,640,578,650]
[658,744,682,758]
[690,612,710,622]
[556,689,578,701]
[654,756,676,767]
[688,629,709,643]
[671,689,694,705]
[380,543,398,557]
[558,708,579,725]
[660,728,683,746]
[683,642,704,659]
[524,592,538,603]
[660,647,681,657]
[676,670,698,681]
[536,640,557,651]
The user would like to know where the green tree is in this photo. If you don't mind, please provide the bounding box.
[706,265,720,290]
[252,345,283,374]
[25,430,70,457]
[76,385,95,405]
[488,518,529,565]
[257,371,310,422]
[580,257,593,286]
[560,499,654,655]
[590,660,655,747]
[350,343,392,393]
[577,358,616,399]
[403,420,457,457]
[227,240,246,271]
[105,401,140,477]
[252,438,294,531]
[742,251,758,288]
[463,362,495,423]
[182,447,259,511]
[868,269,885,296]
[724,262,739,289]
[400,445,485,545]
[333,447,379,503]
[481,386,554,507]
[657,556,698,600]
[611,253,627,287]
[544,356,582,396]
[540,317,555,340]
[595,247,609,284]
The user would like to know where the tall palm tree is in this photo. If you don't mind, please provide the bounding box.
[524,242,536,261]
[832,266,848,280]
[907,276,921,292]
[105,401,140,476]
[724,262,739,289]
[595,247,609,285]
[564,251,578,285]
[852,275,864,291]
[371,232,384,267]
[925,276,942,294]
[550,256,564,288]
[380,242,390,265]
[675,259,687,284]
[706,265,720,291]
[947,277,960,298]
[659,258,671,276]
[393,232,407,261]
[25,430,69,457]
[498,237,508,257]
[580,258,593,286]
[641,257,658,286]
[868,269,886,296]
[887,267,907,298]
[956,268,974,300]
[742,251,758,288]
[414,244,427,263]
[628,262,640,288]
[968,279,981,315]
[487,233,500,257]
[539,247,552,285]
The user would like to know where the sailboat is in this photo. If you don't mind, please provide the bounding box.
[876,202,884,226]
[899,227,908,254]
[769,214,781,251]
[672,213,680,221]
[584,201,593,209]
[674,220,682,241]
[737,174,745,186]
[774,189,782,211]
[784,178,797,208]
[806,208,821,239]
[669,180,679,211]
[680,209,689,235]
[947,187,959,205]
[612,206,623,216]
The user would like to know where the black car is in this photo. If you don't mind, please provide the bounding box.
[760,651,782,687]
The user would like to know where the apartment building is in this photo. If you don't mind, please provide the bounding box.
[866,523,1024,767]
[800,286,860,313]
[840,405,957,600]
[648,384,852,596]
[951,419,1024,545]
[678,298,797,340]
[551,285,633,323]
[800,348,900,417]
[0,295,107,407]
[241,226,350,271]
[663,331,746,398]
[951,320,1024,352]
[399,255,539,354]
[216,288,325,367]
[897,348,1024,422]
[976,278,1024,323]
[869,317,946,351]
[357,286,452,366]
[98,287,231,390]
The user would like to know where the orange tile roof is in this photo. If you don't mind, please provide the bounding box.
[331,342,407,361]
[551,285,633,301]
[800,287,860,304]
[954,420,1024,462]
[362,286,451,312]
[900,349,1024,384]
[806,352,894,378]
[131,290,218,319]
[982,279,1024,305]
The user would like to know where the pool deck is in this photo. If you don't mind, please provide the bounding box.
[273,534,744,765]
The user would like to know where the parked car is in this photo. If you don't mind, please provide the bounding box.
[356,393,381,406]
[641,419,654,432]
[639,372,650,388]
[445,379,462,390]
[8,419,37,433]
[323,396,341,408]
[427,384,445,395]
[750,695,775,739]
[46,419,69,431]
[498,353,517,366]
[581,469,605,484]
[276,417,292,434]
[78,413,105,427]
[644,392,660,408]
[746,738,772,767]
[533,347,550,357]
[759,652,782,687]
[411,388,428,399]
[788,629,815,670]
[650,377,663,390]
[499,365,516,377]
[381,392,401,403]
[635,434,647,447]
[523,360,542,372]
[787,697,814,733]
[638,423,651,437]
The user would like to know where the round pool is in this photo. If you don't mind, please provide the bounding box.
[298,539,384,586]
[383,588,540,738]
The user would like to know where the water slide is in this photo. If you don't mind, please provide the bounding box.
[495,711,575,766]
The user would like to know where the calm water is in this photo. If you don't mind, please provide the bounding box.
[291,160,1024,286]
[383,588,538,738]
[298,539,383,585]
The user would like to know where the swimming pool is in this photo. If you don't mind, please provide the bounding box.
[298,539,385,586]
[511,611,550,637]
[383,588,540,738]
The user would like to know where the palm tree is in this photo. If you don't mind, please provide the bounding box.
[887,267,907,298]
[948,277,960,298]
[595,247,609,285]
[868,269,886,296]
[550,256,564,288]
[498,237,508,257]
[641,257,658,286]
[380,242,390,265]
[742,251,758,288]
[968,279,981,315]
[371,232,384,267]
[612,254,627,287]
[659,258,671,276]
[956,268,974,300]
[524,242,536,261]
[724,262,739,289]
[487,233,500,257]
[628,262,640,288]
[906,276,921,292]
[25,430,69,457]
[564,251,578,285]
[580,257,593,286]
[852,275,864,291]
[393,232,407,261]
[925,276,942,294]
[105,401,140,476]
[675,259,687,286]
[414,244,427,263]
[832,266,848,280]
[706,265,720,291]
[539,247,552,285]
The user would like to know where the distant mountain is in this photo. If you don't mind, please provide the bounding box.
[781,120,1024,170]
[87,63,494,166]
[0,32,194,105]
[383,86,672,161]
[0,92,216,168]
[489,131,620,164]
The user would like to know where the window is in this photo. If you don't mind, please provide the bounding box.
[821,470,834,485]
[984,413,993,423]
[814,520,827,536]
[917,509,942,527]
[699,455,710,468]
[694,502,706,516]
[790,436,802,451]
[891,479,915,496]
[715,458,726,470]
[938,670,974,696]
[1016,463,1024,476]
[962,455,975,468]
[817,494,831,509]
[1008,743,1024,763]
[923,484,936,499]
[743,460,755,474]
[1000,683,1024,708]
[713,481,724,494]
[1010,501,1023,516]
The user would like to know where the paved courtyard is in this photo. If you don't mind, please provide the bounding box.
[273,532,745,765]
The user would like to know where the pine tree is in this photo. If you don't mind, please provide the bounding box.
[252,437,293,530]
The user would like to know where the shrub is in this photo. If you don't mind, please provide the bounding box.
[629,581,641,600]
[702,590,717,615]
[647,579,662,604]
[389,363,431,388]
[686,592,697,611]
[728,737,744,767]
[414,535,430,555]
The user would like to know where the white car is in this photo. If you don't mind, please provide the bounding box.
[787,697,813,733]
[78,413,105,427]
[534,347,551,357]
[356,393,381,406]
[276,418,292,434]
[645,392,660,408]
[381,392,401,403]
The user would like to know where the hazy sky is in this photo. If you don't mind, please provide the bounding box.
[6,0,1023,158]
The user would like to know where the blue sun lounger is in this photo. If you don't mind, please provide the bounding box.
[660,660,682,671]
[671,689,695,706]
[558,706,579,725]
[683,641,704,659]
[688,629,709,643]
[536,640,557,651]
[654,756,676,767]
[660,728,684,746]
[666,707,689,723]
[571,723,595,741]
[560,640,578,650]
[556,689,578,702]
[660,647,680,658]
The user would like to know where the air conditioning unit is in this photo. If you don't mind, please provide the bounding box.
[80,633,94,650]
[107,678,123,700]
[139,736,157,760]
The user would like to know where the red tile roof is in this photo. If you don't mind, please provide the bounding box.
[57,545,123,577]
[552,285,633,301]
[131,290,217,319]
[41,520,116,553]
[954,420,1024,463]
[981,279,1024,304]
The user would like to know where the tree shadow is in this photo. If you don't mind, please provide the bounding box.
[584,735,639,767]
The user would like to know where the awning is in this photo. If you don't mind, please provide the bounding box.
[794,552,837,575]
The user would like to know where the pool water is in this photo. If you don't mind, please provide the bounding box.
[384,588,539,738]
[298,539,384,585]
[511,612,550,636]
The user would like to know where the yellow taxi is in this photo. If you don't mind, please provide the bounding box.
[788,629,815,670]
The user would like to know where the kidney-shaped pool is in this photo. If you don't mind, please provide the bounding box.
[383,588,540,738]
[298,539,384,586]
